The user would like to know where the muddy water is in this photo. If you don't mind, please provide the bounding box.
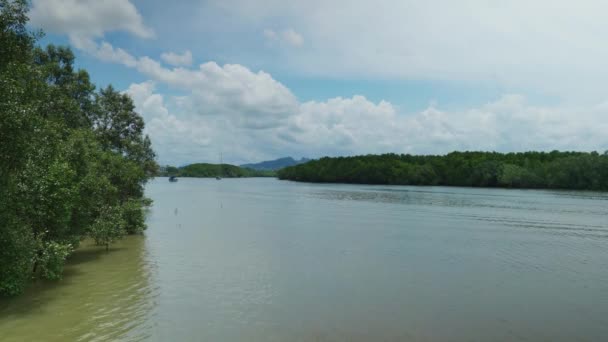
[2,178,608,341]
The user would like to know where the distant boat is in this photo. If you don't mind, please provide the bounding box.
[169,176,178,182]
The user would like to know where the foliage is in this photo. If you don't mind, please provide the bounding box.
[278,152,608,191]
[88,206,126,250]
[0,1,157,296]
[0,0,37,68]
[121,199,148,234]
[0,213,35,296]
[37,240,73,280]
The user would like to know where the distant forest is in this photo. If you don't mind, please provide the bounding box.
[159,163,275,178]
[278,151,608,191]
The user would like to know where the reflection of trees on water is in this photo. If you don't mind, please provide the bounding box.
[0,236,158,341]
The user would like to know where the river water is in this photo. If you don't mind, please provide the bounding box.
[1,178,608,341]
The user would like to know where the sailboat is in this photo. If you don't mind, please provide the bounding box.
[216,152,222,180]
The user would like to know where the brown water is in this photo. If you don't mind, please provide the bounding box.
[0,237,155,342]
[2,178,608,341]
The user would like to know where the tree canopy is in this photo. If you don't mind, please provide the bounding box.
[278,151,608,191]
[0,0,157,296]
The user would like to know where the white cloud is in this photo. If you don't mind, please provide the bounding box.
[200,0,608,98]
[161,50,193,67]
[278,94,608,159]
[70,35,137,67]
[263,28,304,47]
[281,29,304,47]
[30,0,154,39]
[70,39,608,164]
[125,82,214,164]
[263,29,277,40]
[118,52,608,165]
[132,58,300,129]
[135,83,608,165]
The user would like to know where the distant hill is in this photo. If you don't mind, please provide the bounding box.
[240,157,310,171]
[158,163,275,178]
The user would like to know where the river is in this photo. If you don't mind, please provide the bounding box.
[1,178,608,341]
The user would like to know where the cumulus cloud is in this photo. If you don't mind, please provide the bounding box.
[30,0,154,39]
[70,35,137,67]
[30,0,154,70]
[264,28,304,47]
[68,38,608,164]
[121,55,608,165]
[160,50,193,67]
[277,94,608,160]
[132,58,299,129]
[125,82,214,163]
[70,39,299,130]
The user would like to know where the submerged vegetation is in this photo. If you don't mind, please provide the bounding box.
[159,163,276,178]
[0,1,157,296]
[278,151,608,190]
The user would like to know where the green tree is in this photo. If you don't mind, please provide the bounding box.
[88,206,126,251]
[0,0,36,68]
[0,0,157,296]
[36,240,73,280]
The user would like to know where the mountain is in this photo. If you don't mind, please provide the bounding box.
[240,157,310,171]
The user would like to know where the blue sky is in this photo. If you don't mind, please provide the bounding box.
[30,0,608,165]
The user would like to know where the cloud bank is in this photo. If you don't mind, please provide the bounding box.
[125,62,608,165]
[29,0,608,165]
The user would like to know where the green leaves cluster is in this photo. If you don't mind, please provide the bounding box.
[0,1,157,296]
[36,240,73,281]
[278,151,608,191]
[88,206,126,251]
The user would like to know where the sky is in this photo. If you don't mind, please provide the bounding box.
[29,0,608,165]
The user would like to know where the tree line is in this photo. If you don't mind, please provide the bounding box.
[0,1,157,296]
[159,163,276,178]
[278,151,608,190]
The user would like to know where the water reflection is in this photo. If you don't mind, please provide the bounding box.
[0,236,157,342]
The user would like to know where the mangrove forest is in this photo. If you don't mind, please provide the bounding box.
[278,151,608,190]
[0,0,157,296]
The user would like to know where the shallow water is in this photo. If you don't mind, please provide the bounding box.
[2,178,608,341]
